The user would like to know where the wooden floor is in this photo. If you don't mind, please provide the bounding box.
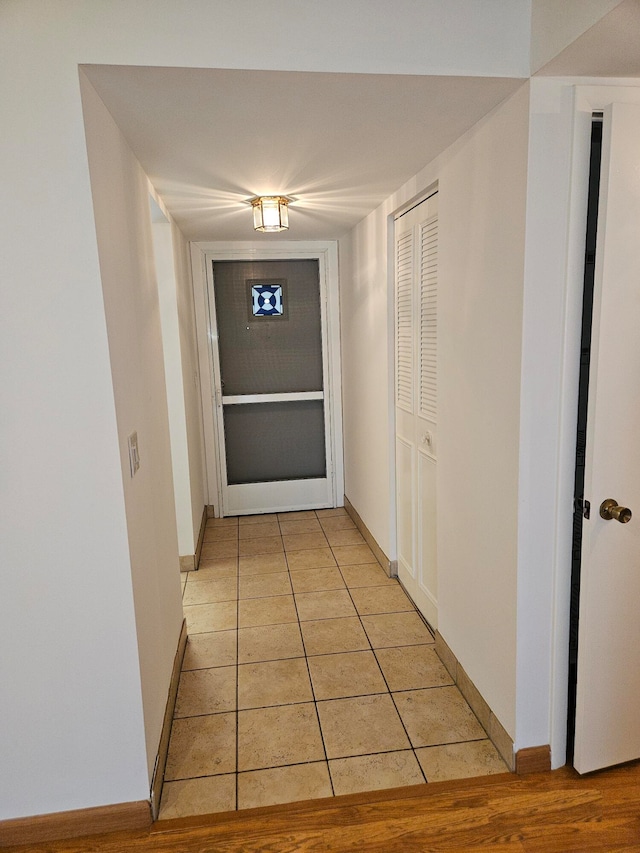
[5,763,640,852]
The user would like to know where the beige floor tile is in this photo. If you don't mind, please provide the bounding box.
[238,703,324,771]
[295,589,357,621]
[206,517,238,528]
[184,601,237,634]
[308,650,387,700]
[349,585,414,616]
[277,510,317,521]
[201,540,239,560]
[324,528,366,547]
[289,567,345,593]
[239,521,281,539]
[238,552,288,575]
[374,645,453,691]
[239,513,278,525]
[238,594,298,628]
[301,617,370,656]
[194,557,238,579]
[238,657,313,709]
[279,518,323,536]
[283,532,329,552]
[203,526,238,542]
[320,515,356,531]
[159,774,236,819]
[174,666,236,718]
[165,713,236,780]
[317,694,410,759]
[238,623,305,664]
[416,739,509,782]
[316,507,348,518]
[286,548,336,570]
[239,572,292,600]
[329,750,425,796]
[340,564,395,588]
[182,631,237,670]
[238,762,332,810]
[361,612,434,648]
[239,536,284,557]
[332,544,377,566]
[182,577,238,606]
[394,686,486,747]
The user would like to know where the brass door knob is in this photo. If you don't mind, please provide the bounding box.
[599,499,632,523]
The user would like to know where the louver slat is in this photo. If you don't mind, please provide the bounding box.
[419,217,438,420]
[396,230,414,413]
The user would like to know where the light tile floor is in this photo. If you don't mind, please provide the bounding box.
[160,508,508,819]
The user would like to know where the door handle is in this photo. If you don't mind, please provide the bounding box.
[599,499,632,523]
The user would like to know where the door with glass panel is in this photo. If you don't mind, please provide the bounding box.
[210,259,332,515]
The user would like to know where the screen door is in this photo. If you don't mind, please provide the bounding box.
[210,259,333,515]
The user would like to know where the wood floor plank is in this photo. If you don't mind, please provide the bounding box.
[530,816,640,848]
[3,763,640,853]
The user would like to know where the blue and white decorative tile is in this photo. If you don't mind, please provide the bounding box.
[252,284,283,317]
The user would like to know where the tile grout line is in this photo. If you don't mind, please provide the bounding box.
[234,546,239,812]
[320,531,406,786]
[165,743,430,786]
[334,555,430,787]
[176,510,496,816]
[172,683,494,722]
[286,510,335,798]
[357,584,481,778]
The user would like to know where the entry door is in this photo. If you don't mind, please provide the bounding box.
[394,192,438,627]
[573,103,640,774]
[210,258,333,516]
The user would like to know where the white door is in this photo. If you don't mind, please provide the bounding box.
[207,257,335,516]
[394,192,439,627]
[573,103,640,774]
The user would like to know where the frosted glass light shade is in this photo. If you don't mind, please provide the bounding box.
[251,196,289,232]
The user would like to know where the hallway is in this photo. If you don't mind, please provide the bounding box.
[160,509,508,819]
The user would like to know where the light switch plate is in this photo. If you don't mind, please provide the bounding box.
[128,431,140,477]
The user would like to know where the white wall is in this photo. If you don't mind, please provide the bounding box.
[80,75,184,779]
[530,0,623,72]
[342,85,530,737]
[0,23,150,824]
[436,86,529,737]
[150,202,206,557]
[343,74,640,760]
[0,0,534,823]
[172,224,207,541]
[151,212,193,555]
[340,217,396,558]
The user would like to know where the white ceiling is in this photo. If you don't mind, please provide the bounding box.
[536,0,640,78]
[81,2,640,243]
[84,66,523,241]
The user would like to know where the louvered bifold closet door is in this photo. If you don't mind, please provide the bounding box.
[394,192,438,630]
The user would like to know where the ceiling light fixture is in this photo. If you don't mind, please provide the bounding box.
[250,196,290,232]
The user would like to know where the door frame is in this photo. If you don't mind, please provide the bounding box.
[566,99,640,773]
[190,240,343,516]
[539,82,640,766]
